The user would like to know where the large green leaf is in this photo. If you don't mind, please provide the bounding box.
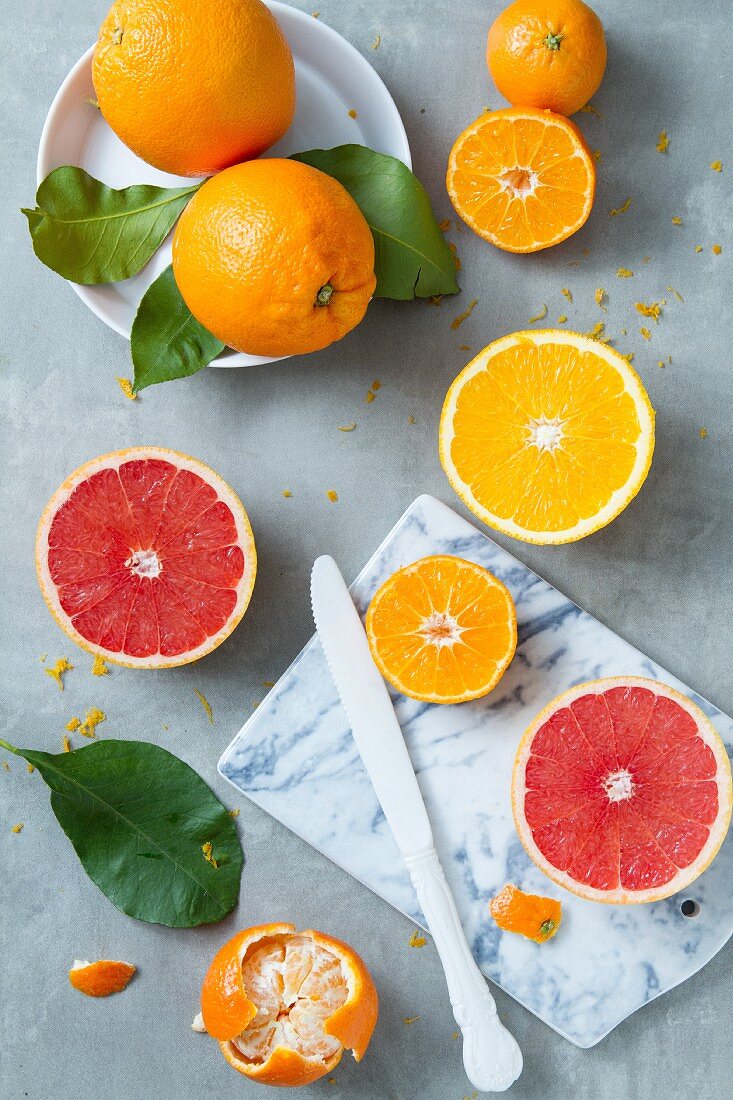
[21,166,200,284]
[292,145,459,300]
[0,738,242,927]
[131,265,224,392]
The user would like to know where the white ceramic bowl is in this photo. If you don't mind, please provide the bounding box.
[36,2,411,368]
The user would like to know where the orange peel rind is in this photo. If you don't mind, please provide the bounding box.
[69,959,136,997]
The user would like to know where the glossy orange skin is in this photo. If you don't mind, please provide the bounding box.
[69,960,136,996]
[172,159,376,357]
[93,0,295,176]
[487,0,606,116]
[201,923,378,1087]
[490,884,562,942]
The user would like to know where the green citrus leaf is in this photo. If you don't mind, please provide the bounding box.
[0,738,242,927]
[291,145,459,300]
[131,265,224,392]
[21,166,200,284]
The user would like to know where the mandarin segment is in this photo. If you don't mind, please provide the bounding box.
[447,108,595,252]
[512,678,732,903]
[440,331,655,543]
[366,555,516,704]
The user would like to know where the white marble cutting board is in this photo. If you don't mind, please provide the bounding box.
[219,495,733,1047]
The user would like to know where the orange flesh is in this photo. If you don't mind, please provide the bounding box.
[366,555,516,703]
[231,934,348,1065]
[490,883,562,943]
[447,337,647,534]
[447,108,595,252]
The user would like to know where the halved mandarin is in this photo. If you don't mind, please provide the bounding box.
[447,107,595,252]
[200,923,378,1087]
[365,555,517,704]
[439,331,655,544]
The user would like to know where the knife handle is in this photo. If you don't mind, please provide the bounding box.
[405,847,523,1093]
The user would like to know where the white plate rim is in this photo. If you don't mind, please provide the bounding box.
[35,1,411,369]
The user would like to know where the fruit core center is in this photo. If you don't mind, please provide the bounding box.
[602,769,634,802]
[315,283,334,307]
[527,415,565,452]
[126,548,162,578]
[421,611,462,647]
[500,167,536,197]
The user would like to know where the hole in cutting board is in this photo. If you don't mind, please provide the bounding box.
[680,899,701,917]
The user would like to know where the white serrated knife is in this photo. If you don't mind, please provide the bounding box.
[310,555,523,1093]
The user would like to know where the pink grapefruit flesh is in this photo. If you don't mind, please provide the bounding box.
[512,677,732,903]
[36,448,256,668]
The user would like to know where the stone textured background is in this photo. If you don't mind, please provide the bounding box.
[1,1,731,1097]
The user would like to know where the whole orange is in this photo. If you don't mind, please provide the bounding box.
[172,159,376,357]
[92,0,295,177]
[487,0,606,116]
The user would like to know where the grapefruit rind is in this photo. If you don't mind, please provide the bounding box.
[35,447,256,669]
[439,331,656,545]
[511,677,733,904]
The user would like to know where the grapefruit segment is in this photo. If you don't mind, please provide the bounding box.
[36,448,256,669]
[512,677,732,903]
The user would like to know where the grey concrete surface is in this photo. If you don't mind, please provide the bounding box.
[1,1,732,1097]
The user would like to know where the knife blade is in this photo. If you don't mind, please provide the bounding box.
[310,554,522,1093]
[310,553,433,856]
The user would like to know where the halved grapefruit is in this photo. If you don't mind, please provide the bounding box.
[512,677,732,903]
[36,448,256,669]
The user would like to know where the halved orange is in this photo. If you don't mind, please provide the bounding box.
[439,331,655,544]
[365,555,517,704]
[200,923,378,1087]
[447,107,595,252]
[69,959,136,996]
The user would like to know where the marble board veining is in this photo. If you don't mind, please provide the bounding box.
[219,495,733,1048]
